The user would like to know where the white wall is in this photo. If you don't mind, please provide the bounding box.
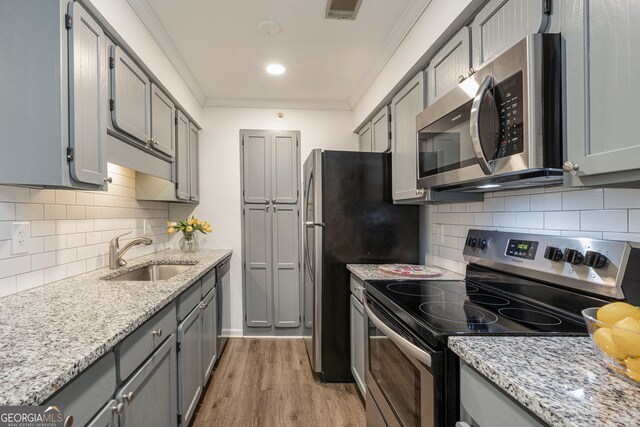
[90,0,202,123]
[428,187,640,274]
[170,107,357,335]
[351,0,476,129]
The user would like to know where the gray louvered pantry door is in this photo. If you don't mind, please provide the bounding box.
[272,204,300,328]
[244,204,273,328]
[242,132,271,204]
[68,1,108,186]
[272,133,299,204]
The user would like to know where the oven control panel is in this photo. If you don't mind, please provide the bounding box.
[494,71,524,159]
[462,229,635,299]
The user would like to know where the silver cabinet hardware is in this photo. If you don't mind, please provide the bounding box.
[272,197,276,203]
[458,75,466,83]
[415,188,425,196]
[152,328,162,337]
[104,177,113,183]
[112,403,125,415]
[265,205,269,212]
[467,68,475,77]
[123,392,134,403]
[199,302,208,310]
[273,205,278,212]
[562,161,579,173]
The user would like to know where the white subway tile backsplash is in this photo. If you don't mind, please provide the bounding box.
[450,203,466,212]
[581,210,627,232]
[76,192,94,206]
[76,219,94,233]
[56,248,77,265]
[0,276,17,297]
[44,205,66,220]
[44,265,67,284]
[483,197,504,212]
[629,210,640,233]
[29,237,44,254]
[604,189,640,209]
[66,206,86,220]
[562,189,603,211]
[561,230,603,239]
[31,220,56,237]
[544,211,580,230]
[15,204,43,220]
[0,256,30,279]
[0,203,15,221]
[30,189,56,204]
[67,260,87,277]
[66,233,86,248]
[504,195,530,211]
[515,212,544,229]
[0,186,30,203]
[16,270,44,292]
[474,213,493,226]
[44,235,66,252]
[31,252,56,270]
[493,212,516,227]
[55,220,77,235]
[55,190,76,205]
[530,193,562,211]
[602,232,640,243]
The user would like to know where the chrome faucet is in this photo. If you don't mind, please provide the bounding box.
[109,231,153,269]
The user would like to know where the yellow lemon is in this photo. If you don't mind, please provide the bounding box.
[193,218,199,225]
[611,317,640,356]
[186,225,193,232]
[187,218,194,225]
[593,327,627,360]
[625,357,640,382]
[167,227,175,234]
[597,302,640,325]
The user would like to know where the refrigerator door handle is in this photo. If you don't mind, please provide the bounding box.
[305,221,325,227]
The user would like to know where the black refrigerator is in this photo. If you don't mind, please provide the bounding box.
[302,149,419,382]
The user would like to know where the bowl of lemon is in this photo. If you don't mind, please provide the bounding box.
[583,302,640,383]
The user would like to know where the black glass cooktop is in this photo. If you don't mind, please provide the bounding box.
[365,279,588,347]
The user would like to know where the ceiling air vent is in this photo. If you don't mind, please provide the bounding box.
[325,0,363,20]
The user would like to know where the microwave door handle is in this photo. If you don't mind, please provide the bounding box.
[364,300,432,368]
[470,75,495,175]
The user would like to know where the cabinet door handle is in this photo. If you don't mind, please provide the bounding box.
[112,403,125,415]
[104,177,113,184]
[64,415,74,427]
[123,392,134,403]
[265,205,269,212]
[273,205,277,212]
[199,302,208,310]
[152,328,162,337]
[272,197,276,203]
[562,161,579,173]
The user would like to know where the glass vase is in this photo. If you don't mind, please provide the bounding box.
[179,232,198,253]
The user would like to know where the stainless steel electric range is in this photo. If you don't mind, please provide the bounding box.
[364,229,640,427]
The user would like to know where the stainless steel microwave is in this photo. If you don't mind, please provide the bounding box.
[416,34,562,192]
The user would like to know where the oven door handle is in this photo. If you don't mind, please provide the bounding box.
[365,301,432,368]
[469,74,495,176]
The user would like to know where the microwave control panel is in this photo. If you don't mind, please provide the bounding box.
[494,71,524,159]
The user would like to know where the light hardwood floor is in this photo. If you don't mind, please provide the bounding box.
[192,338,365,427]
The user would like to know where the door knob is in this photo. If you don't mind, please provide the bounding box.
[104,177,113,184]
[152,328,162,337]
[265,205,269,212]
[112,403,125,415]
[123,392,134,403]
[562,161,579,173]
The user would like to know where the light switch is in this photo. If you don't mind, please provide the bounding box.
[11,222,30,255]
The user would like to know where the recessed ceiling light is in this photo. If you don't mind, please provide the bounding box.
[258,21,281,36]
[266,64,286,75]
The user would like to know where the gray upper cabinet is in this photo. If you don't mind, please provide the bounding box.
[0,0,108,189]
[116,335,178,427]
[563,0,640,186]
[243,132,271,204]
[427,27,471,106]
[110,46,151,144]
[178,306,203,427]
[358,122,373,152]
[272,204,300,328]
[371,107,391,153]
[391,72,426,202]
[150,84,175,158]
[176,111,191,200]
[272,133,299,204]
[68,0,108,187]
[244,204,273,328]
[471,0,549,68]
[189,123,200,202]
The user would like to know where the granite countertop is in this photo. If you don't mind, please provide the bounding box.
[346,264,464,282]
[0,249,232,406]
[449,336,640,427]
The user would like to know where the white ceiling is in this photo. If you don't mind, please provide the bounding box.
[131,0,421,108]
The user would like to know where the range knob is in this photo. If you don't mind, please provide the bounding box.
[479,239,488,250]
[544,246,563,262]
[584,251,608,269]
[469,237,478,248]
[563,248,584,265]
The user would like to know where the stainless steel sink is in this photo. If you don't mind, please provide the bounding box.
[105,263,194,281]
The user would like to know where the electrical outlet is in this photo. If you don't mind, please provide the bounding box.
[11,222,30,255]
[142,219,152,236]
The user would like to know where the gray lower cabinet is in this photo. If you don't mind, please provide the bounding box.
[350,275,366,397]
[150,84,175,158]
[0,0,108,189]
[244,205,274,328]
[116,335,178,427]
[391,72,427,203]
[563,0,640,187]
[45,352,116,427]
[427,27,471,106]
[110,45,151,145]
[87,399,119,427]
[358,122,373,152]
[371,107,391,153]
[272,205,300,328]
[471,0,549,68]
[202,288,218,381]
[177,305,203,427]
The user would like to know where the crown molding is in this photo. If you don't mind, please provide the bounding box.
[203,97,352,111]
[348,0,432,108]
[127,0,206,105]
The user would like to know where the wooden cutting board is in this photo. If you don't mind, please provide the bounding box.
[378,264,444,278]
